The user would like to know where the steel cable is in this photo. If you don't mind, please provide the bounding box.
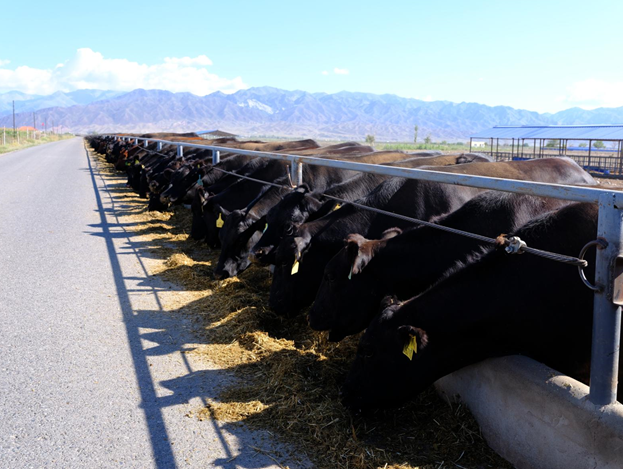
[122,139,589,268]
[320,193,589,267]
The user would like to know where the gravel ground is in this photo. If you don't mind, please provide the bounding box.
[0,138,304,468]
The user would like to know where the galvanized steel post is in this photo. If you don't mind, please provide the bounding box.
[144,139,149,148]
[177,145,183,157]
[589,192,623,405]
[157,141,163,151]
[290,160,303,186]
[213,150,220,165]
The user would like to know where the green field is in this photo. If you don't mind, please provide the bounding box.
[0,129,74,155]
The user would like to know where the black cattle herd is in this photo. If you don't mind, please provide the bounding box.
[88,132,621,410]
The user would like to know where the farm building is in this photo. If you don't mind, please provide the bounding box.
[196,129,238,140]
[470,124,623,175]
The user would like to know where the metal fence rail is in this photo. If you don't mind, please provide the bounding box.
[106,134,623,406]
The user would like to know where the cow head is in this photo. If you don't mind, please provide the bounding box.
[190,187,210,240]
[182,167,209,204]
[126,160,144,191]
[160,165,191,204]
[308,228,402,341]
[250,186,322,265]
[147,191,168,212]
[203,197,229,249]
[268,235,313,316]
[161,163,207,205]
[341,300,430,411]
[214,210,264,279]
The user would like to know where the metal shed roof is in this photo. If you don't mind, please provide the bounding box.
[196,129,238,137]
[472,125,623,140]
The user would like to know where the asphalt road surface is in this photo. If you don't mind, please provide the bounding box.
[0,138,304,468]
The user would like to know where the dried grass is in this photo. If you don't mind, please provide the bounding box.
[90,145,512,469]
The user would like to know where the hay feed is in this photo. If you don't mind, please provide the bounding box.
[90,145,512,469]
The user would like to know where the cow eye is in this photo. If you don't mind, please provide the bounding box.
[359,345,374,359]
[284,224,295,235]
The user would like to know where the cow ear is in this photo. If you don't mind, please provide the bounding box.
[345,234,373,275]
[380,295,399,311]
[294,236,311,260]
[397,325,429,353]
[249,215,267,232]
[381,227,402,239]
[295,184,310,194]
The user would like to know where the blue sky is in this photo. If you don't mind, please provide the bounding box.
[0,0,621,113]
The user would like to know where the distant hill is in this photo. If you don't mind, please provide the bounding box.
[2,87,623,141]
[0,90,123,118]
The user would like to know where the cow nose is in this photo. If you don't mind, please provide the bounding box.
[213,270,228,280]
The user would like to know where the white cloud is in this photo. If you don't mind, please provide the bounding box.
[321,70,329,75]
[334,67,349,75]
[0,48,247,96]
[562,78,623,109]
[0,59,10,66]
[164,55,213,66]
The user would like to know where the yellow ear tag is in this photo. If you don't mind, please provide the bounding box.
[291,260,300,275]
[348,265,353,280]
[263,223,268,233]
[216,213,224,228]
[402,335,417,360]
[333,203,341,212]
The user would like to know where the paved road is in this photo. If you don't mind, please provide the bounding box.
[0,138,301,468]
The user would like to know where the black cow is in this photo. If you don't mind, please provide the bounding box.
[268,158,595,317]
[198,159,293,247]
[309,192,572,341]
[212,153,462,277]
[251,153,491,265]
[215,159,419,276]
[160,153,255,205]
[340,202,623,410]
[213,187,290,279]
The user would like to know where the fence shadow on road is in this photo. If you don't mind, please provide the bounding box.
[84,147,284,469]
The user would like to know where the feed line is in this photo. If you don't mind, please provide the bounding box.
[132,140,591,271]
[319,193,590,268]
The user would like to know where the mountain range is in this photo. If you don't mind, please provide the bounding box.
[0,90,123,118]
[1,87,623,141]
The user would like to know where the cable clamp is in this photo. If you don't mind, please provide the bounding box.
[504,236,527,255]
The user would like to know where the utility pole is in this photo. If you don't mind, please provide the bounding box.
[12,100,16,143]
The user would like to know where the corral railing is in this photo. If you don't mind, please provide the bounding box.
[107,134,623,406]
[490,152,623,175]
